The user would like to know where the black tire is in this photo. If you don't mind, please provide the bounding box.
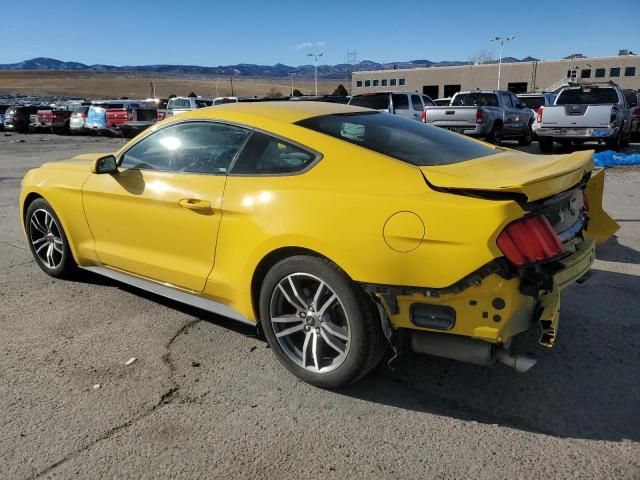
[25,198,76,278]
[518,125,533,146]
[486,122,503,144]
[605,132,621,150]
[538,137,554,153]
[259,255,387,389]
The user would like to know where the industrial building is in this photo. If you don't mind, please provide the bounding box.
[351,53,640,98]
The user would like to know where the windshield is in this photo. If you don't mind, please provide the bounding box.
[452,93,499,107]
[167,98,192,110]
[556,87,619,105]
[349,94,390,111]
[195,100,213,108]
[518,96,546,110]
[296,112,496,167]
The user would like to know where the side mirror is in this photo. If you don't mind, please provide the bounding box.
[93,155,118,174]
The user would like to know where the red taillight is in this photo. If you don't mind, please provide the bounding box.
[157,111,166,121]
[422,110,426,123]
[497,215,563,267]
[80,113,87,118]
[537,106,543,124]
[476,108,484,123]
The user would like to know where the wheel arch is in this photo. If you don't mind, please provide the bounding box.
[22,191,44,226]
[250,246,342,323]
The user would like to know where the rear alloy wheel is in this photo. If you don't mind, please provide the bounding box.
[487,123,503,144]
[538,137,554,153]
[518,125,533,146]
[260,255,386,388]
[26,198,76,278]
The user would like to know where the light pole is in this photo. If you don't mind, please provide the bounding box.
[289,73,296,96]
[490,35,515,90]
[307,52,323,96]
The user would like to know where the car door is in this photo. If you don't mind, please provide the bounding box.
[510,94,528,133]
[391,94,411,119]
[82,121,251,292]
[410,94,424,121]
[499,92,516,135]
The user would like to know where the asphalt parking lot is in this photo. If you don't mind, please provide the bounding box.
[1,133,639,479]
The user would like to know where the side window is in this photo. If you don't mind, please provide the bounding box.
[500,92,513,107]
[511,95,521,107]
[411,95,423,110]
[422,95,435,106]
[231,131,316,175]
[392,94,409,110]
[120,122,250,174]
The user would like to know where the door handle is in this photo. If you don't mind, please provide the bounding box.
[179,198,212,213]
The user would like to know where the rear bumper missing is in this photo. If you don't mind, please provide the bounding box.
[366,235,596,367]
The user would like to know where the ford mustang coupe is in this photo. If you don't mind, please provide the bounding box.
[19,102,618,388]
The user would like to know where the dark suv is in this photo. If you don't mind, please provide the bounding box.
[4,105,41,133]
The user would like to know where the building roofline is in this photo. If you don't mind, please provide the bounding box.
[352,54,639,75]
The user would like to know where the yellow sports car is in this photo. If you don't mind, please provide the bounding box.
[19,102,618,388]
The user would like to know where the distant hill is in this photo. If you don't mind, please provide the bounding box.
[0,56,541,79]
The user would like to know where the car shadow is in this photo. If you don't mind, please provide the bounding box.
[596,235,640,265]
[340,267,640,442]
[71,264,639,442]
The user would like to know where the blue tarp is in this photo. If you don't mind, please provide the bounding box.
[593,150,640,168]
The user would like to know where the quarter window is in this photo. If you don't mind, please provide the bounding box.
[595,68,605,78]
[610,67,620,77]
[230,131,316,175]
[120,122,250,174]
[625,67,636,77]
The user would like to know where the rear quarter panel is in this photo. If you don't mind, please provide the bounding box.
[203,121,523,320]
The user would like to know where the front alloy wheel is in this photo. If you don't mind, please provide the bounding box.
[260,255,386,388]
[26,198,76,278]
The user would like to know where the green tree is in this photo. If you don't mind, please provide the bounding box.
[332,84,348,96]
[292,88,304,97]
[188,92,198,97]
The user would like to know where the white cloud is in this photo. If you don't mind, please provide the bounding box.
[295,41,326,49]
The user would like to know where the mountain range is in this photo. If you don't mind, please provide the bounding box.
[0,56,541,79]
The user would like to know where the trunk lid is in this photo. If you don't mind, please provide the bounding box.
[424,106,479,126]
[420,149,594,202]
[540,104,613,128]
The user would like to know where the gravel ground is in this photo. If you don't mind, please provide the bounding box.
[0,133,639,479]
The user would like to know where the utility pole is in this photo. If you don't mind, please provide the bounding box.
[346,50,357,94]
[490,35,515,90]
[289,73,296,96]
[230,75,234,96]
[307,52,323,96]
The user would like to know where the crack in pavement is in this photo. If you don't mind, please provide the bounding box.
[29,318,203,479]
[0,240,28,251]
[0,260,34,271]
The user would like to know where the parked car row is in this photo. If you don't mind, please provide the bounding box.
[1,96,240,137]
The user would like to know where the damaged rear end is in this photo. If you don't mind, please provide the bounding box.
[384,149,618,371]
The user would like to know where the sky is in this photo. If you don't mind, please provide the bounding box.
[2,0,639,67]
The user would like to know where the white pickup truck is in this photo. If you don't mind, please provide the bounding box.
[536,82,632,152]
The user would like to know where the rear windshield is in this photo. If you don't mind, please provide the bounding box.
[167,98,192,110]
[349,94,390,110]
[452,93,499,107]
[556,87,618,105]
[518,96,545,109]
[296,112,496,167]
[195,100,213,108]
